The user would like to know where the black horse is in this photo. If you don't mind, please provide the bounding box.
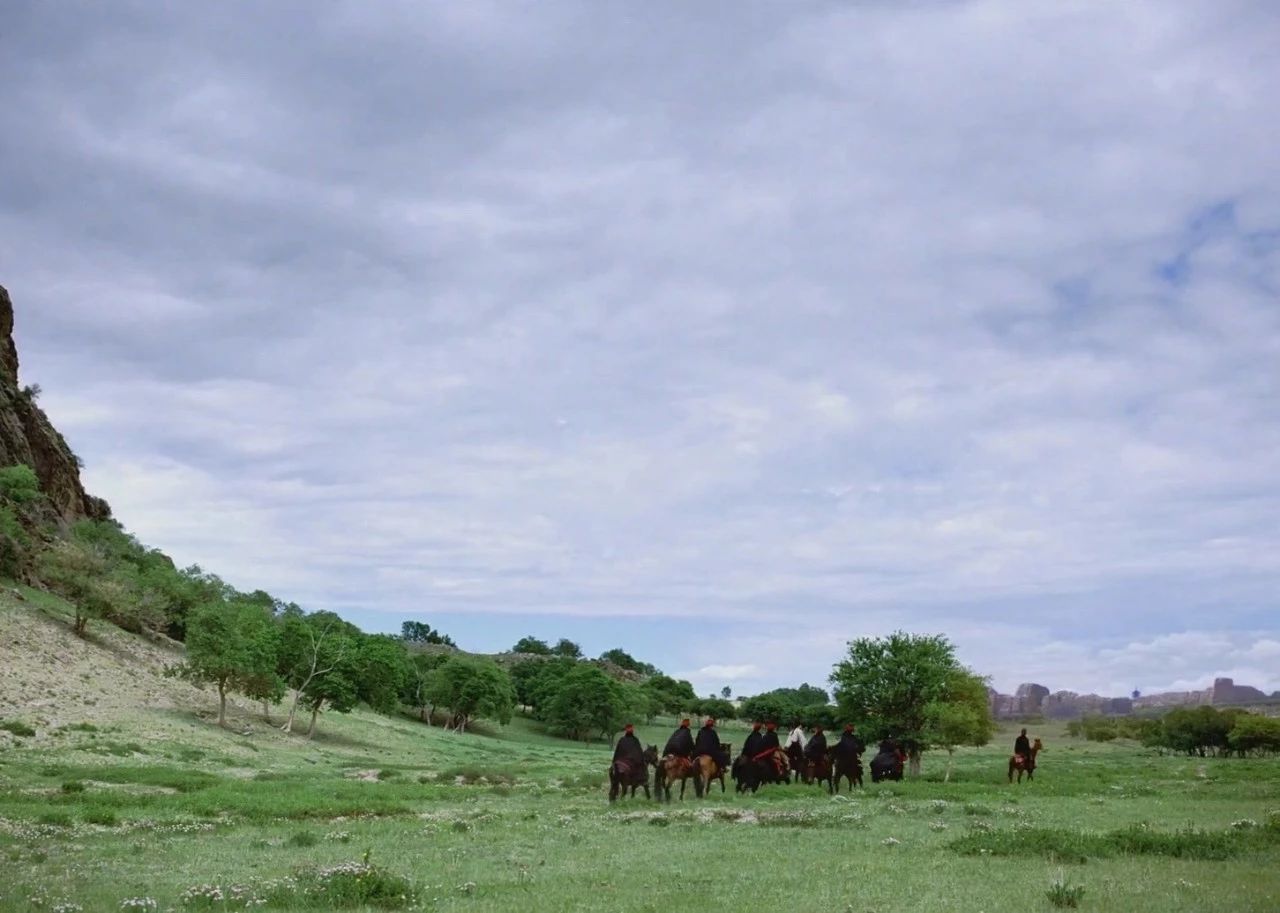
[832,751,863,792]
[786,741,805,783]
[800,749,834,793]
[732,748,788,793]
[869,739,904,783]
[609,745,659,801]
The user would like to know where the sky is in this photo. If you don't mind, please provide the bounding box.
[1,1,1278,700]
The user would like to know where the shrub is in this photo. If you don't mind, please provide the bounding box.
[0,464,42,504]
[61,781,87,794]
[84,809,119,826]
[287,831,319,848]
[1046,877,1086,908]
[0,719,36,737]
[259,858,416,909]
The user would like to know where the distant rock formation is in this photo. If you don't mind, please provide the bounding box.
[988,677,1277,719]
[0,284,109,523]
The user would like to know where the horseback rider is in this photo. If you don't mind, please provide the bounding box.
[786,721,806,753]
[664,719,695,758]
[693,717,723,758]
[804,725,828,761]
[742,721,765,758]
[613,724,645,768]
[760,721,781,753]
[833,723,862,761]
[1014,728,1033,767]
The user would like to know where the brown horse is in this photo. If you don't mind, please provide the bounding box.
[800,750,834,793]
[609,745,658,801]
[654,754,696,802]
[1008,738,1042,783]
[692,745,730,798]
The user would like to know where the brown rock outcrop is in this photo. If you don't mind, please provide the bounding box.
[0,284,109,523]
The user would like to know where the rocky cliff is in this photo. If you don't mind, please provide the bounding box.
[0,284,109,523]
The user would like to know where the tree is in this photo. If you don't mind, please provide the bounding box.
[830,631,978,776]
[924,671,996,781]
[426,656,515,731]
[276,610,360,735]
[545,664,633,741]
[355,635,412,714]
[699,697,736,721]
[552,638,583,658]
[599,647,657,676]
[641,674,699,716]
[39,539,122,636]
[177,600,279,727]
[401,620,455,647]
[511,636,553,655]
[720,686,732,700]
[1228,714,1280,756]
[403,652,451,722]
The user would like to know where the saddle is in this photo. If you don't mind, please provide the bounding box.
[664,755,693,776]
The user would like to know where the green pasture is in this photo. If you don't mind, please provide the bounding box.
[1,707,1278,913]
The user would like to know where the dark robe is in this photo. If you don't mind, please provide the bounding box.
[613,732,644,766]
[693,724,722,758]
[834,732,863,760]
[664,725,694,758]
[742,729,765,757]
[760,729,781,752]
[804,731,828,759]
[1014,733,1032,760]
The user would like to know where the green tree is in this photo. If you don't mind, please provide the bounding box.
[276,610,361,735]
[1228,714,1280,756]
[511,636,552,655]
[923,670,996,781]
[699,697,736,721]
[39,539,124,636]
[177,600,279,727]
[720,685,732,700]
[545,664,632,741]
[830,631,977,776]
[599,647,657,675]
[356,635,412,714]
[401,620,455,646]
[640,674,699,716]
[0,464,42,505]
[403,652,451,722]
[552,638,583,658]
[426,656,515,731]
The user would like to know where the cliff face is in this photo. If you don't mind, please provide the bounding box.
[0,285,109,523]
[989,677,1278,719]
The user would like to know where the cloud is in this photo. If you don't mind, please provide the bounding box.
[2,1,1278,694]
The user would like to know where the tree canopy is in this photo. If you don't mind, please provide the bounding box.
[426,656,516,731]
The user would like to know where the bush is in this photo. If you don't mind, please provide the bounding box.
[0,464,42,504]
[83,808,119,826]
[1046,877,1085,908]
[287,831,319,848]
[0,719,36,737]
[61,781,86,794]
[263,859,416,909]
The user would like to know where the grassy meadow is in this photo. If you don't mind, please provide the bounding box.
[2,596,1279,912]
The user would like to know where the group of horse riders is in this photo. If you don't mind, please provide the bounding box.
[612,717,868,786]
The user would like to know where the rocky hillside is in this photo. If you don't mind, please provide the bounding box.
[0,284,109,524]
[988,677,1280,719]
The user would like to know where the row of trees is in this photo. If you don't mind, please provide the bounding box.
[1069,706,1280,756]
[509,637,659,677]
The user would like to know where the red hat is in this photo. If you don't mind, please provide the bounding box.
[814,725,824,733]
[624,724,634,733]
[752,721,762,730]
[680,719,690,727]
[766,721,777,730]
[705,718,716,726]
[844,723,853,733]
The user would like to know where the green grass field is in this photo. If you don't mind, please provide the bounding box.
[1,594,1278,912]
[2,706,1278,913]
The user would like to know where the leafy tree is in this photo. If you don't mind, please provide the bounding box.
[39,539,124,636]
[276,610,360,735]
[403,652,451,722]
[177,600,279,727]
[511,636,553,655]
[426,656,515,731]
[720,686,732,700]
[545,664,633,741]
[830,631,978,776]
[401,620,455,646]
[552,638,583,658]
[356,635,412,714]
[640,674,699,716]
[923,670,995,781]
[1228,714,1280,756]
[0,464,42,505]
[599,647,657,676]
[699,697,736,721]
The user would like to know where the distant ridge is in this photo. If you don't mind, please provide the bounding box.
[988,677,1279,719]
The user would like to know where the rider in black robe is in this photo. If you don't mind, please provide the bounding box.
[1014,728,1032,761]
[693,718,722,758]
[742,722,765,758]
[664,719,694,758]
[833,724,863,760]
[759,722,781,754]
[613,724,645,766]
[804,726,828,760]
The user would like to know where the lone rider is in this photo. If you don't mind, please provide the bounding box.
[613,724,644,768]
[742,721,765,758]
[664,719,695,758]
[1014,728,1033,767]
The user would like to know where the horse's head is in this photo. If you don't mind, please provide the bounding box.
[643,745,659,766]
[1032,738,1043,751]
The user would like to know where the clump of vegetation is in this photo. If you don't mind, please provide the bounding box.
[259,857,416,909]
[0,719,36,737]
[60,780,86,794]
[1046,875,1086,908]
[286,831,319,848]
[951,823,1279,863]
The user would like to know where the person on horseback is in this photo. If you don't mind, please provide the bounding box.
[833,723,862,761]
[742,722,765,758]
[613,724,645,767]
[786,721,806,752]
[760,721,781,753]
[804,725,828,762]
[1014,728,1032,766]
[664,719,695,758]
[693,717,723,761]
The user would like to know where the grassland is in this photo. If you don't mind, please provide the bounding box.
[2,593,1279,912]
